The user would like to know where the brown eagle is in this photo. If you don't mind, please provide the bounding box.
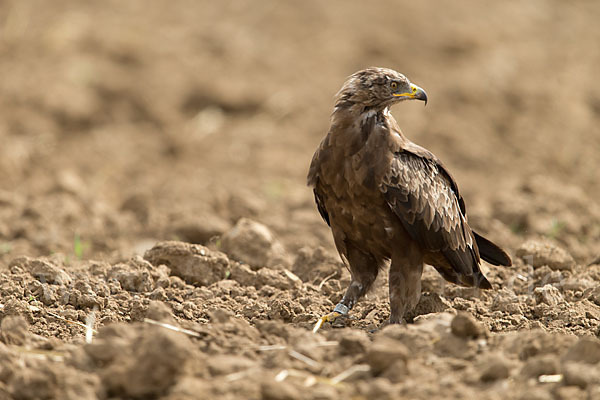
[308,67,511,330]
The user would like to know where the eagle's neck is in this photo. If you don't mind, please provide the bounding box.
[360,106,391,124]
[328,105,404,156]
[332,104,389,127]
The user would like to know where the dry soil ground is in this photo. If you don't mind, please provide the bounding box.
[1,1,600,399]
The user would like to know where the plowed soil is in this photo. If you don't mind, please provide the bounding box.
[1,1,600,399]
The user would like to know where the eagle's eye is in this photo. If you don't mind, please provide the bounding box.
[390,81,398,90]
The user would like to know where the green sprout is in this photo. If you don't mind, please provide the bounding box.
[547,219,566,240]
[0,243,12,254]
[73,234,90,260]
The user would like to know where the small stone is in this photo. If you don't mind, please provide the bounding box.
[533,285,564,307]
[366,336,409,375]
[479,354,510,382]
[516,240,575,271]
[562,338,600,364]
[220,218,289,269]
[451,312,484,338]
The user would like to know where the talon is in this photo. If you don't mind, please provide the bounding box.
[312,311,342,334]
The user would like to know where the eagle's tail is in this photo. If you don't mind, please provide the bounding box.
[474,231,512,266]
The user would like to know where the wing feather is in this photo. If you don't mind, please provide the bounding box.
[313,188,330,226]
[382,150,482,279]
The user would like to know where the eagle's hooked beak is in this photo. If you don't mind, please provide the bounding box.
[393,83,428,105]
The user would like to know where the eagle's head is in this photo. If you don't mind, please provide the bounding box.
[334,67,427,112]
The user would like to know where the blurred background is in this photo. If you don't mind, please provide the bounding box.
[0,0,599,264]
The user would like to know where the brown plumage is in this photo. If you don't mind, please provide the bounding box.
[308,67,511,325]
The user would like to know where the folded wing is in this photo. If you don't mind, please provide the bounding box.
[381,148,492,288]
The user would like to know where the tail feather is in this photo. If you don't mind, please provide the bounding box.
[474,231,512,266]
[430,263,493,289]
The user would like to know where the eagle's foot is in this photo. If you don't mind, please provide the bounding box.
[312,303,350,333]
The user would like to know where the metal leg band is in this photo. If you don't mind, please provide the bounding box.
[333,303,349,315]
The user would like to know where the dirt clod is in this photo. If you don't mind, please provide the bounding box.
[101,325,198,398]
[520,355,560,379]
[207,355,255,376]
[516,240,575,271]
[0,316,30,345]
[220,218,289,269]
[261,380,301,400]
[479,354,511,382]
[451,312,484,338]
[367,336,409,375]
[144,241,229,286]
[554,386,587,400]
[533,285,564,307]
[108,261,154,293]
[434,333,478,360]
[338,329,371,356]
[562,362,600,389]
[10,257,71,285]
[562,338,600,364]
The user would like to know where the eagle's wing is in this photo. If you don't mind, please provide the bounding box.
[313,189,330,226]
[381,144,490,287]
[307,138,331,227]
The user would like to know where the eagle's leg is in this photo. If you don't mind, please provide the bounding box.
[313,244,379,333]
[388,244,424,324]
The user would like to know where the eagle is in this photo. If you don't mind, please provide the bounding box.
[308,67,511,331]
